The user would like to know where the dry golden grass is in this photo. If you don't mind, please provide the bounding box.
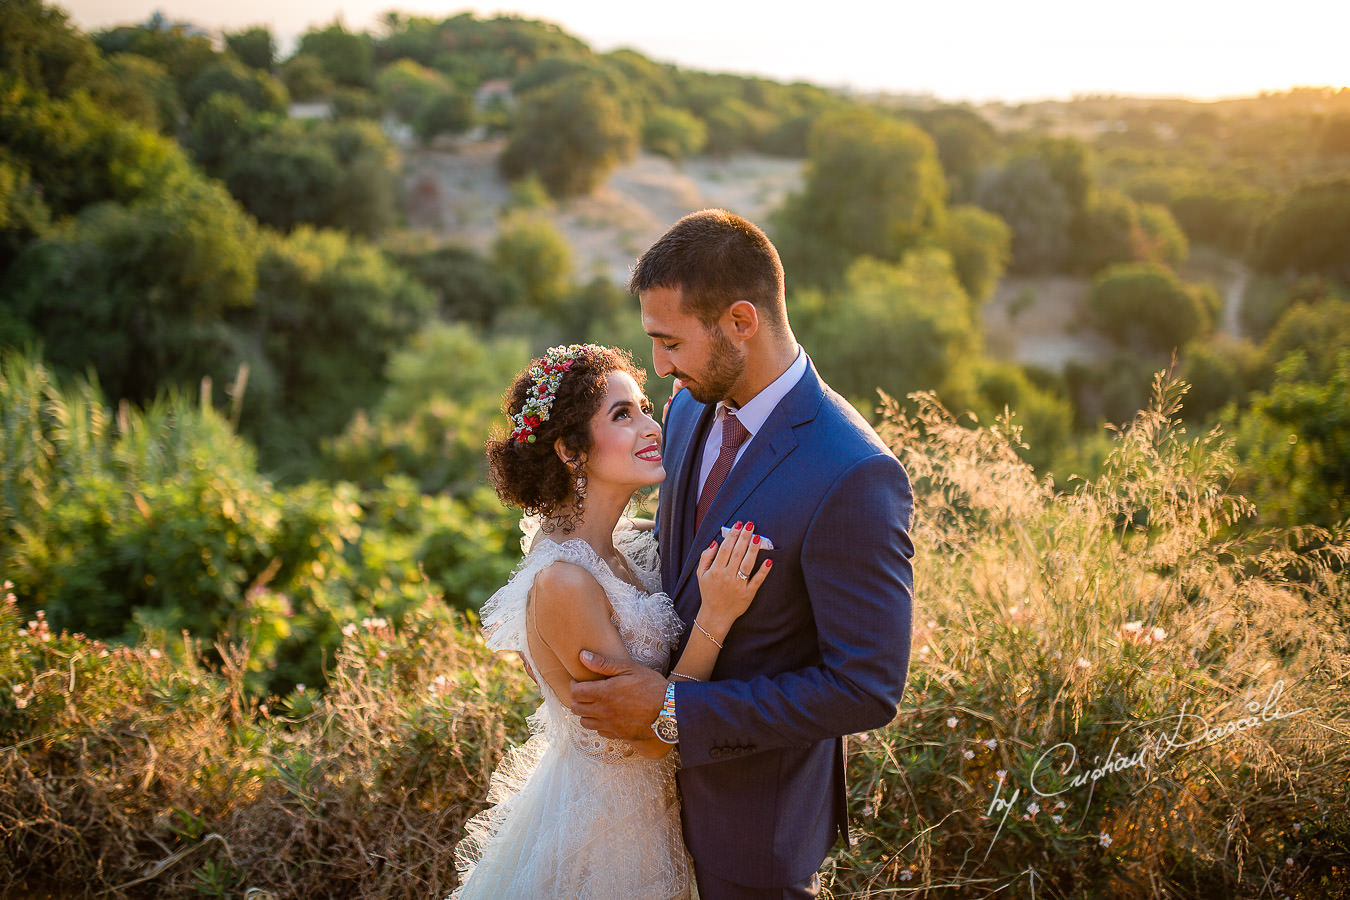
[1,602,535,898]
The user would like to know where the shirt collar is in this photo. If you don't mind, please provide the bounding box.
[715,346,807,437]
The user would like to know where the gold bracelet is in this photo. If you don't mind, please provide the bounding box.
[693,618,724,649]
[670,671,702,682]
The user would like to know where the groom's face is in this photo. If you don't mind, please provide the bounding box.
[640,285,746,405]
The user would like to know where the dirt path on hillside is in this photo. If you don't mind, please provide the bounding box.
[984,276,1113,370]
[402,140,804,282]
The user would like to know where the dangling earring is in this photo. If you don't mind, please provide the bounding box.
[572,470,588,518]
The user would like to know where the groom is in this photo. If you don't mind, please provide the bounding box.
[571,209,913,899]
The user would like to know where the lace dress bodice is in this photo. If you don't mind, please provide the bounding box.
[451,521,692,899]
[478,521,681,760]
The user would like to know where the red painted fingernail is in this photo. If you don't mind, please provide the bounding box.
[745,521,754,530]
[764,560,773,568]
[752,535,761,544]
[710,540,717,549]
[733,521,743,529]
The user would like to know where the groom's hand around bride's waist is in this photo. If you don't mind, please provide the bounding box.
[570,651,668,741]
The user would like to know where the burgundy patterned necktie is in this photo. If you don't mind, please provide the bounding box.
[696,409,750,528]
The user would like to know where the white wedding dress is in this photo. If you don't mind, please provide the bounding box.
[451,521,694,900]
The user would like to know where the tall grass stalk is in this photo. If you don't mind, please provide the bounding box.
[827,376,1349,898]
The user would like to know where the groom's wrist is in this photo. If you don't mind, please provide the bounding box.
[651,681,679,744]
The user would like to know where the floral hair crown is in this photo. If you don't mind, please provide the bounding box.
[510,344,603,443]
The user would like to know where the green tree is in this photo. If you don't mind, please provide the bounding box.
[414,87,474,140]
[225,26,276,72]
[775,108,948,288]
[376,58,446,121]
[323,323,530,493]
[1136,202,1188,268]
[1032,135,1093,217]
[793,250,979,412]
[182,57,288,116]
[972,360,1074,473]
[94,19,219,87]
[1177,335,1263,424]
[0,79,189,219]
[221,118,399,237]
[1169,184,1268,254]
[491,211,575,321]
[642,105,708,160]
[1225,349,1350,528]
[186,92,266,175]
[382,237,524,327]
[239,227,435,467]
[1251,178,1350,281]
[1071,188,1142,273]
[974,155,1073,273]
[1,169,259,403]
[499,76,638,197]
[280,52,333,101]
[0,152,51,269]
[906,106,1000,202]
[299,23,375,88]
[1257,296,1350,383]
[0,0,102,97]
[222,125,343,229]
[1087,262,1212,355]
[91,53,182,134]
[938,204,1012,305]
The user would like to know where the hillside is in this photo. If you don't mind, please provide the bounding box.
[401,140,805,283]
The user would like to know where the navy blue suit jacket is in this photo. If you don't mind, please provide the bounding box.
[658,356,913,887]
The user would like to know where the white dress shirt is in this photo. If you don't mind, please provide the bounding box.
[696,347,808,501]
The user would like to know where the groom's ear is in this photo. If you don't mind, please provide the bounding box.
[725,300,759,341]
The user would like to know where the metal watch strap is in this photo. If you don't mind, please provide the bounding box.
[651,680,678,744]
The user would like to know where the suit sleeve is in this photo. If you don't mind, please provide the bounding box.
[674,451,914,767]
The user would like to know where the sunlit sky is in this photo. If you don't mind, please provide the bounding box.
[57,0,1350,103]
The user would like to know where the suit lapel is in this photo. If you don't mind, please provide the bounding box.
[669,361,826,601]
[659,395,715,598]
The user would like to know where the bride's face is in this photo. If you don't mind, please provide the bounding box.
[578,371,664,492]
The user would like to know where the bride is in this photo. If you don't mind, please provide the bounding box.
[451,344,770,899]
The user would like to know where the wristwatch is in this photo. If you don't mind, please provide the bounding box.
[651,681,678,744]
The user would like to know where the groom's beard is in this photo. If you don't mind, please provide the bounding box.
[680,326,745,406]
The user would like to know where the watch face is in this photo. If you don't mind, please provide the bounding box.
[653,716,678,743]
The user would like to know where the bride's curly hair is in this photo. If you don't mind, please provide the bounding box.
[486,345,646,533]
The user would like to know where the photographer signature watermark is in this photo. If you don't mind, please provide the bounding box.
[982,680,1310,858]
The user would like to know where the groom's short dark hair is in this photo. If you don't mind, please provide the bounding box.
[628,208,787,331]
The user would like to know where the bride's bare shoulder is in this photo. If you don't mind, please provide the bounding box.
[530,560,607,615]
